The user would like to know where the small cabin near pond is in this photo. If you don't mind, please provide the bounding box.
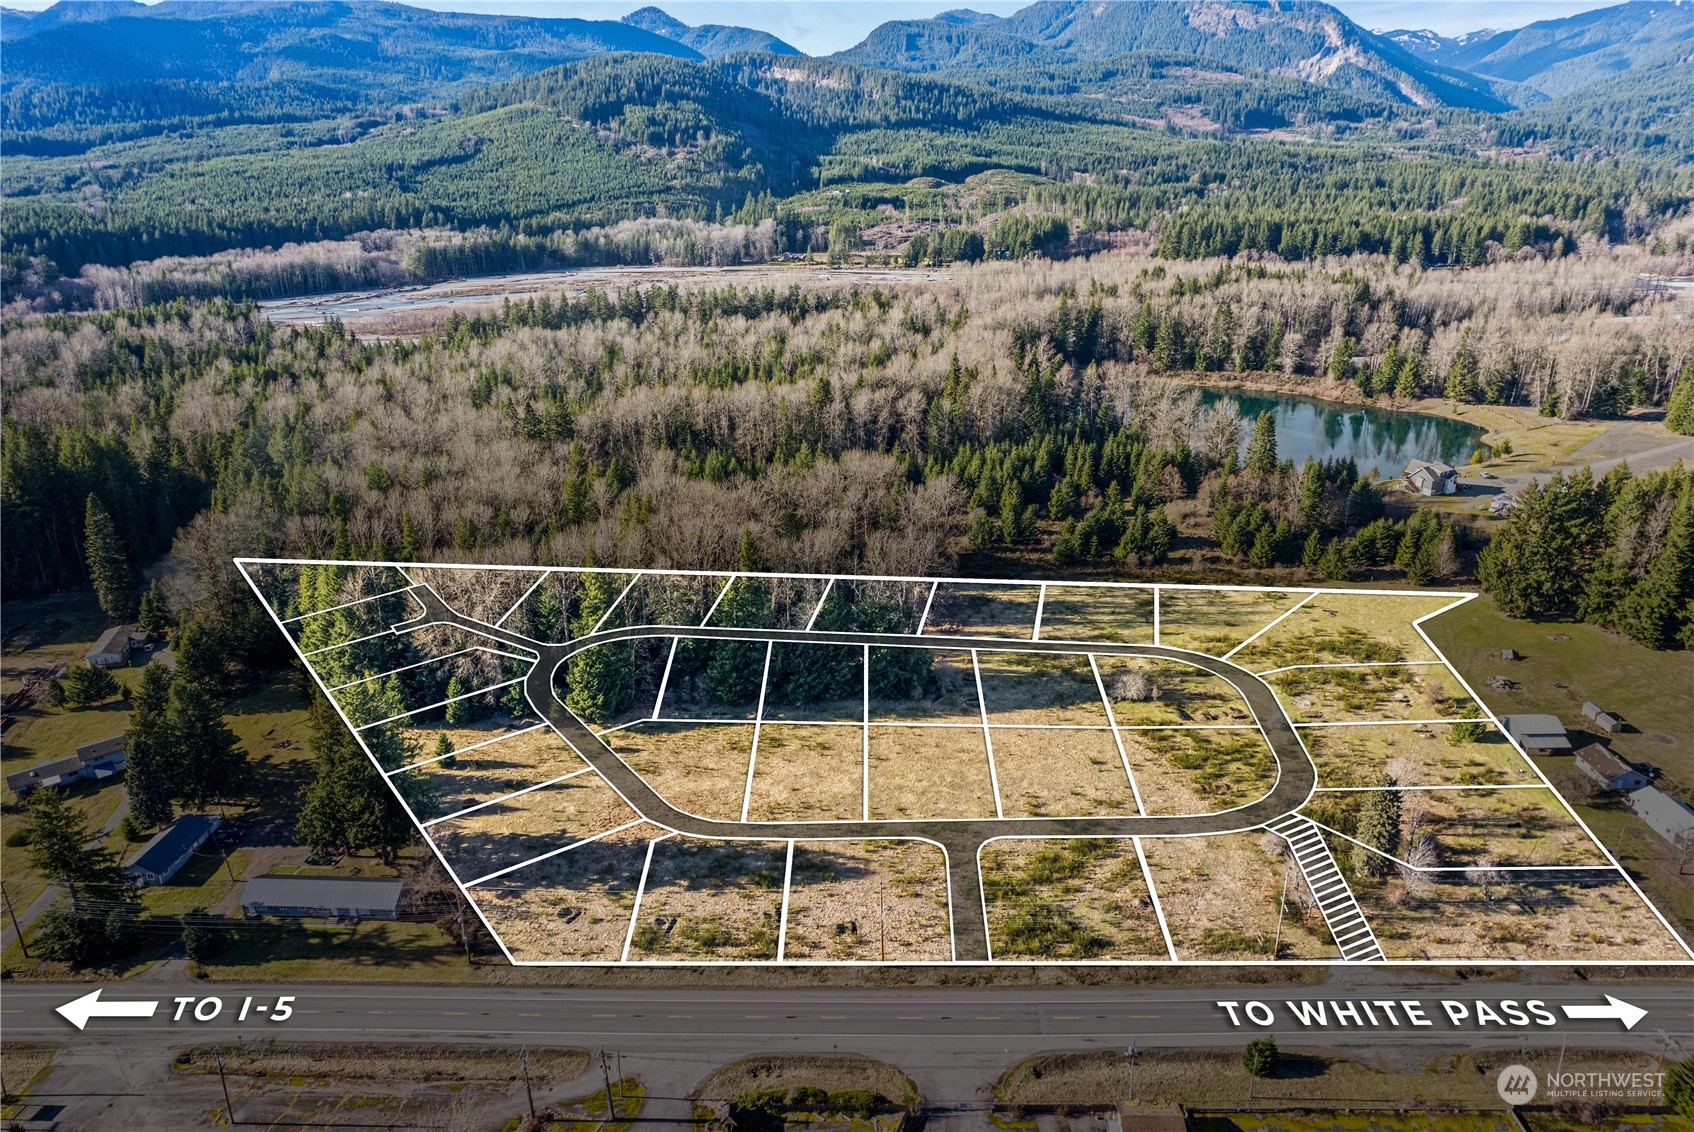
[1404,460,1458,496]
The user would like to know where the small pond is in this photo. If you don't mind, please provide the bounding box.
[1197,389,1487,478]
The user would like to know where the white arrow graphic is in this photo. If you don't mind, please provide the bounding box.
[55,989,160,1031]
[1561,995,1648,1030]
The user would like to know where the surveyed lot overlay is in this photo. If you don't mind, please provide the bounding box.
[237,560,1691,967]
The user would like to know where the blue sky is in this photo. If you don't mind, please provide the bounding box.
[2,2,1625,54]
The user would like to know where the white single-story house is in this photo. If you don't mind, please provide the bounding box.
[1573,744,1649,792]
[127,814,221,885]
[241,875,404,920]
[86,625,137,667]
[5,736,127,796]
[1626,787,1694,848]
[1405,460,1458,496]
[1500,714,1572,751]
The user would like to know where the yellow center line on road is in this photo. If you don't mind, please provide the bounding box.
[519,1013,541,1018]
[667,1014,692,1019]
[443,1012,466,1016]
[1052,1015,1081,1020]
[896,1015,925,1020]
[591,1013,616,1018]
[744,1015,769,1019]
[821,1015,847,1020]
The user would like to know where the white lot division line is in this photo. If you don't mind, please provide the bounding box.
[804,579,836,631]
[915,580,939,634]
[776,839,797,961]
[1219,590,1317,662]
[1315,783,1549,793]
[1090,654,1145,815]
[591,573,645,635]
[301,625,402,657]
[462,818,649,888]
[1257,660,1448,676]
[1151,585,1160,646]
[652,636,682,718]
[385,721,550,775]
[232,561,517,967]
[1031,584,1048,640]
[700,575,736,626]
[279,583,417,624]
[1411,594,1694,960]
[971,650,1005,820]
[646,716,1257,731]
[621,832,672,963]
[1294,717,1492,728]
[862,644,871,821]
[1303,817,1620,874]
[421,767,597,827]
[494,571,548,628]
[1133,836,1178,961]
[323,645,537,693]
[739,643,776,823]
[353,678,525,731]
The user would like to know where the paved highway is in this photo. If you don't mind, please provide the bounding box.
[403,584,1319,961]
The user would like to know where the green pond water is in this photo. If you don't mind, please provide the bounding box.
[1197,389,1487,477]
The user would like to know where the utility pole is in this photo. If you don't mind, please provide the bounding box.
[2,884,29,958]
[599,1049,617,1121]
[214,1047,234,1127]
[1125,1045,1139,1104]
[519,1046,535,1120]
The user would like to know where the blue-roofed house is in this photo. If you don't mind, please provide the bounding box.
[126,814,221,885]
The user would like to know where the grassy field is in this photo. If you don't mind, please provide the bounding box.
[785,840,951,962]
[472,822,658,963]
[694,1055,920,1108]
[994,1045,1665,1111]
[1424,594,1694,941]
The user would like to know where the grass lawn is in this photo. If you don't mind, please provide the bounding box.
[194,917,478,983]
[139,847,250,917]
[1424,594,1694,941]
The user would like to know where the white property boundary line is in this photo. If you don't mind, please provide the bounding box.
[238,559,1692,967]
[621,832,671,962]
[386,721,550,775]
[279,583,417,624]
[971,650,1004,820]
[1406,592,1694,961]
[1134,836,1178,961]
[591,573,644,635]
[1090,653,1145,815]
[776,839,796,960]
[740,643,775,822]
[494,570,548,628]
[1220,591,1316,661]
[463,818,648,888]
[421,767,596,827]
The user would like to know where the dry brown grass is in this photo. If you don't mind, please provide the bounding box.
[693,1055,919,1106]
[398,718,537,757]
[175,1041,587,1085]
[605,721,753,820]
[868,648,979,723]
[408,566,549,625]
[1037,585,1156,644]
[470,823,659,962]
[1119,729,1276,815]
[784,840,952,961]
[1157,589,1303,655]
[397,727,587,816]
[0,1044,54,1097]
[922,583,1041,639]
[1302,723,1535,787]
[627,837,786,960]
[981,838,1169,960]
[989,727,1138,817]
[1362,874,1688,961]
[976,649,1112,726]
[1095,656,1254,726]
[994,1046,1666,1110]
[426,770,637,881]
[1141,833,1333,960]
[1268,663,1480,723]
[867,725,997,819]
[1236,592,1460,667]
[747,724,863,821]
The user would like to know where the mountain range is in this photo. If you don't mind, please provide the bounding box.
[2,0,1686,114]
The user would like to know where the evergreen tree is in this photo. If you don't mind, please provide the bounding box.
[171,616,229,698]
[60,663,119,708]
[1297,458,1326,532]
[136,580,169,636]
[1477,472,1607,618]
[1301,528,1323,568]
[84,494,134,620]
[125,663,176,829]
[444,676,471,726]
[1444,333,1480,402]
[24,789,134,909]
[1248,522,1277,568]
[563,569,635,723]
[1667,361,1694,436]
[1392,354,1421,401]
[1353,778,1402,878]
[167,680,246,808]
[1612,493,1694,649]
[296,691,413,863]
[1244,411,1278,475]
